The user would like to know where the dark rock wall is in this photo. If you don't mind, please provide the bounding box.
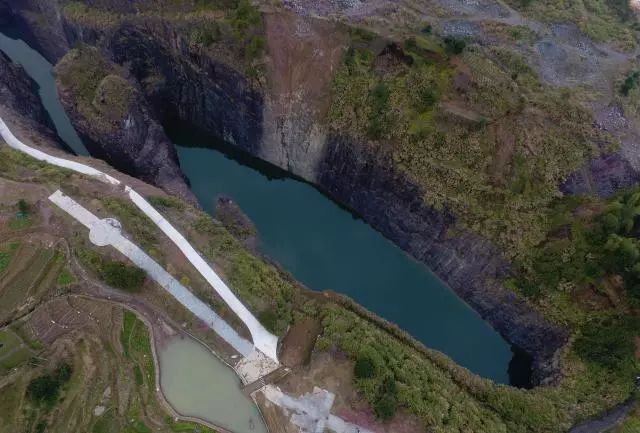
[55,63,196,203]
[97,23,264,155]
[0,50,63,148]
[318,135,568,384]
[4,0,69,63]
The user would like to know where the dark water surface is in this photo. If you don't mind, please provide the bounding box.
[0,29,519,384]
[171,128,515,384]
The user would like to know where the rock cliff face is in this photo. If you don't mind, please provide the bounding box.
[3,1,571,384]
[0,50,63,149]
[318,136,567,384]
[562,104,640,197]
[3,0,69,63]
[88,22,265,156]
[54,47,196,203]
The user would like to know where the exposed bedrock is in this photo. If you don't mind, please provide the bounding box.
[3,0,69,63]
[0,50,63,149]
[562,104,640,197]
[317,136,568,385]
[13,6,570,384]
[53,48,196,203]
[89,22,265,156]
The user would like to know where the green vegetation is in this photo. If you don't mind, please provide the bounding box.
[508,189,640,380]
[0,242,19,274]
[9,200,33,230]
[26,363,72,407]
[0,147,73,185]
[621,70,640,96]
[103,261,147,292]
[614,405,640,433]
[76,241,146,292]
[103,197,158,249]
[330,37,599,259]
[55,45,136,128]
[148,195,186,211]
[0,242,63,324]
[0,329,33,373]
[443,37,466,55]
[504,0,637,48]
[120,311,155,391]
[17,199,29,217]
[56,268,76,286]
[373,376,399,420]
[354,351,376,379]
[193,215,295,335]
[121,310,137,358]
[61,0,265,73]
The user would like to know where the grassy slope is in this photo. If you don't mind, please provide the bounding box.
[503,0,638,50]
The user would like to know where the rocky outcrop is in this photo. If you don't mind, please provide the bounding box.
[562,104,640,197]
[81,22,265,156]
[216,196,257,249]
[8,2,569,384]
[3,0,69,63]
[0,50,63,149]
[54,47,196,203]
[317,135,568,385]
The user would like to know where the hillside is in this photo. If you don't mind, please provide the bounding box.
[0,0,639,432]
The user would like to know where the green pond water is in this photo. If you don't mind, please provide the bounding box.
[0,29,523,386]
[159,337,267,433]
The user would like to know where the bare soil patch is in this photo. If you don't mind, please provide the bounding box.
[279,317,320,367]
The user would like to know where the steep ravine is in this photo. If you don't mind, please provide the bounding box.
[3,2,570,385]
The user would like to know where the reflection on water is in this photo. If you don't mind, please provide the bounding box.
[174,133,514,384]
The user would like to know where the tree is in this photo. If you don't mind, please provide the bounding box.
[17,199,28,217]
[444,37,466,55]
[26,363,72,406]
[354,354,376,379]
[374,376,399,420]
[102,261,146,292]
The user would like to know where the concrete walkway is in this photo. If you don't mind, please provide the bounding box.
[48,190,254,357]
[0,116,279,363]
[126,187,279,361]
[263,385,374,433]
[0,118,120,185]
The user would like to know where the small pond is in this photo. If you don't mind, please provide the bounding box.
[159,336,268,433]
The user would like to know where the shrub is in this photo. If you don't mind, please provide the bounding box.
[374,376,399,420]
[102,261,146,292]
[621,71,639,96]
[367,82,391,139]
[573,317,638,370]
[374,393,398,420]
[354,353,376,379]
[26,363,72,406]
[259,309,278,333]
[17,199,29,216]
[444,37,466,55]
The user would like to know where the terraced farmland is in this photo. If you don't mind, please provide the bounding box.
[0,239,65,323]
[0,328,33,374]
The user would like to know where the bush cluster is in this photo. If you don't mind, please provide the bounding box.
[102,261,147,292]
[26,363,72,406]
